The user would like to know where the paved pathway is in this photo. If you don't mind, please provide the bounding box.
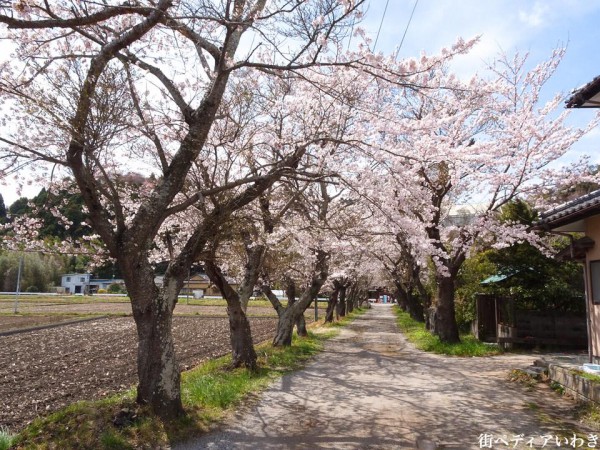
[176,304,593,449]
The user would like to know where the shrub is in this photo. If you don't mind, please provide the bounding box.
[107,283,124,294]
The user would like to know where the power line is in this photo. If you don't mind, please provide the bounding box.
[398,0,420,54]
[373,0,390,51]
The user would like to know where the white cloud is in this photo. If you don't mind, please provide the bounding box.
[518,2,549,28]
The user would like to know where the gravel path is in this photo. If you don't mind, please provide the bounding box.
[176,304,594,450]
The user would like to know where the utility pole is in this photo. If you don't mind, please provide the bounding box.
[13,253,24,314]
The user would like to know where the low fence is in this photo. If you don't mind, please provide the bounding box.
[475,294,586,347]
[497,311,587,347]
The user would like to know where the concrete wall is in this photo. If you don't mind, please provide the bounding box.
[549,364,600,404]
[586,215,600,361]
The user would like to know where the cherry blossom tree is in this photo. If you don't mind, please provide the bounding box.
[377,231,431,323]
[359,49,598,343]
[0,0,365,417]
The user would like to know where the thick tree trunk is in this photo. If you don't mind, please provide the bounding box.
[346,284,355,313]
[271,250,329,346]
[272,307,295,346]
[283,277,307,336]
[325,289,338,323]
[205,261,257,369]
[239,242,265,313]
[395,286,409,312]
[133,306,183,418]
[433,275,460,343]
[407,292,425,322]
[127,264,183,419]
[226,300,258,370]
[336,285,347,319]
[295,314,308,337]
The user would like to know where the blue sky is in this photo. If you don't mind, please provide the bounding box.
[361,0,600,88]
[358,0,600,160]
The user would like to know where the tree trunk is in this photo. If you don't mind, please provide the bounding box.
[283,277,307,336]
[133,306,183,418]
[395,286,409,312]
[227,300,258,370]
[127,264,183,419]
[271,250,329,346]
[272,307,295,346]
[336,285,347,319]
[238,241,266,313]
[346,285,355,313]
[295,314,308,337]
[407,291,425,322]
[325,289,338,323]
[433,275,460,343]
[205,260,257,369]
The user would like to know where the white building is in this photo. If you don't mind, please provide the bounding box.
[60,274,125,294]
[61,273,92,294]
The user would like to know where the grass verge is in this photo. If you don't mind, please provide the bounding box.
[574,401,600,429]
[0,426,15,450]
[12,308,364,449]
[393,306,502,357]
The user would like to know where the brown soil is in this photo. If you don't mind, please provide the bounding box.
[0,314,93,334]
[0,315,279,431]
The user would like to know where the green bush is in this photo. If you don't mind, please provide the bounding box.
[455,251,496,330]
[107,283,124,294]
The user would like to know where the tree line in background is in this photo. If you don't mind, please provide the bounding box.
[0,189,119,291]
[1,0,599,420]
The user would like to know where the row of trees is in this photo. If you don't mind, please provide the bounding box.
[1,0,598,419]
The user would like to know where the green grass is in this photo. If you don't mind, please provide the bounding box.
[0,426,16,450]
[572,369,600,384]
[575,401,600,429]
[13,309,363,449]
[393,306,502,357]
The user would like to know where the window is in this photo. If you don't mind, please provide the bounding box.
[66,277,71,282]
[591,260,600,304]
[80,277,86,282]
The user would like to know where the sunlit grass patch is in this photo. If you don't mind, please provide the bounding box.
[393,306,503,357]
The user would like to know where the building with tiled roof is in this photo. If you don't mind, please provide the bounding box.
[538,188,600,362]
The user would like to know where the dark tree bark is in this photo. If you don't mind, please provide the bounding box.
[394,281,424,322]
[127,263,183,418]
[395,285,409,312]
[205,259,258,370]
[325,288,339,323]
[346,284,355,313]
[263,250,329,346]
[336,283,347,319]
[238,240,266,313]
[284,276,307,337]
[433,274,460,343]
